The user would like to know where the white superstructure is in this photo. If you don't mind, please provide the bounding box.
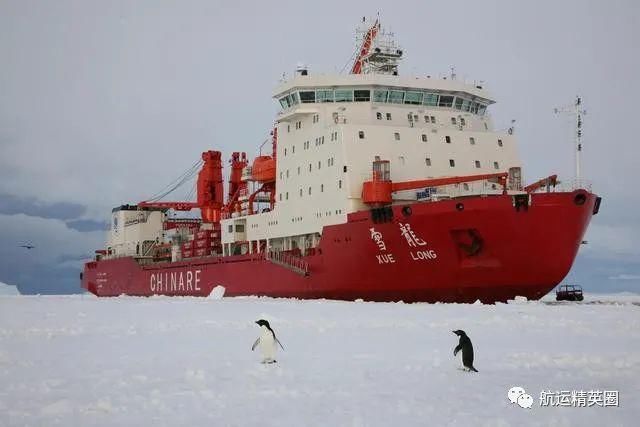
[220,21,521,256]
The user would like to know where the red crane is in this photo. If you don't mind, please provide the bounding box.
[138,150,224,223]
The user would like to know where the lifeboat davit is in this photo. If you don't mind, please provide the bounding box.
[252,156,276,182]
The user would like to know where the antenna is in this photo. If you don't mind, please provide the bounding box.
[554,96,586,180]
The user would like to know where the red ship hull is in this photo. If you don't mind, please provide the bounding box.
[82,190,599,303]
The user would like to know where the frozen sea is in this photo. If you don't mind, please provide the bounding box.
[0,293,638,426]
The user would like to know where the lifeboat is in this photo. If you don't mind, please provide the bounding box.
[251,156,276,182]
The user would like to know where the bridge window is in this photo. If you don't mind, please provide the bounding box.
[316,89,334,103]
[299,91,315,103]
[335,89,353,102]
[388,90,405,104]
[373,89,388,102]
[478,104,487,115]
[279,98,288,109]
[423,93,439,106]
[404,91,423,105]
[454,97,465,110]
[439,95,454,108]
[354,90,370,102]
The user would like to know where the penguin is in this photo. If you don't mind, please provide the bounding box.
[252,319,284,364]
[452,330,478,372]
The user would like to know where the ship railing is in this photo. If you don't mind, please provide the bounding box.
[266,251,309,276]
[521,178,593,194]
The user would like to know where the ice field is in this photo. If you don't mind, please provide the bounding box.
[0,293,638,426]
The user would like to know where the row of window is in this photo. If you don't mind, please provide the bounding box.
[279,158,336,180]
[381,112,470,128]
[424,158,501,169]
[285,135,330,156]
[279,88,488,115]
[315,209,343,218]
[278,180,343,201]
[358,130,504,147]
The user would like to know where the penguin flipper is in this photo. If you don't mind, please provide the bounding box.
[453,344,462,356]
[275,337,285,351]
[251,337,260,351]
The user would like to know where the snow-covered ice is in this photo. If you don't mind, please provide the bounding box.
[0,281,19,295]
[0,294,638,426]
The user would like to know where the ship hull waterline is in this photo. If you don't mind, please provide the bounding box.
[82,190,598,304]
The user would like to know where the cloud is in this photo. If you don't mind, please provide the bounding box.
[66,219,109,232]
[579,224,640,262]
[608,274,640,281]
[0,192,85,221]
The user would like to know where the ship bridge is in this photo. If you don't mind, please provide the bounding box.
[274,73,494,118]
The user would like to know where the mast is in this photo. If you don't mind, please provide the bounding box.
[350,17,403,75]
[555,96,586,180]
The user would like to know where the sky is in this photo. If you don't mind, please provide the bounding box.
[0,0,638,294]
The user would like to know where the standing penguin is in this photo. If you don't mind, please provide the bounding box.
[452,330,478,372]
[252,319,284,364]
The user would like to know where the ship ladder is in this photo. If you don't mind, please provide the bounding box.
[266,251,310,276]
